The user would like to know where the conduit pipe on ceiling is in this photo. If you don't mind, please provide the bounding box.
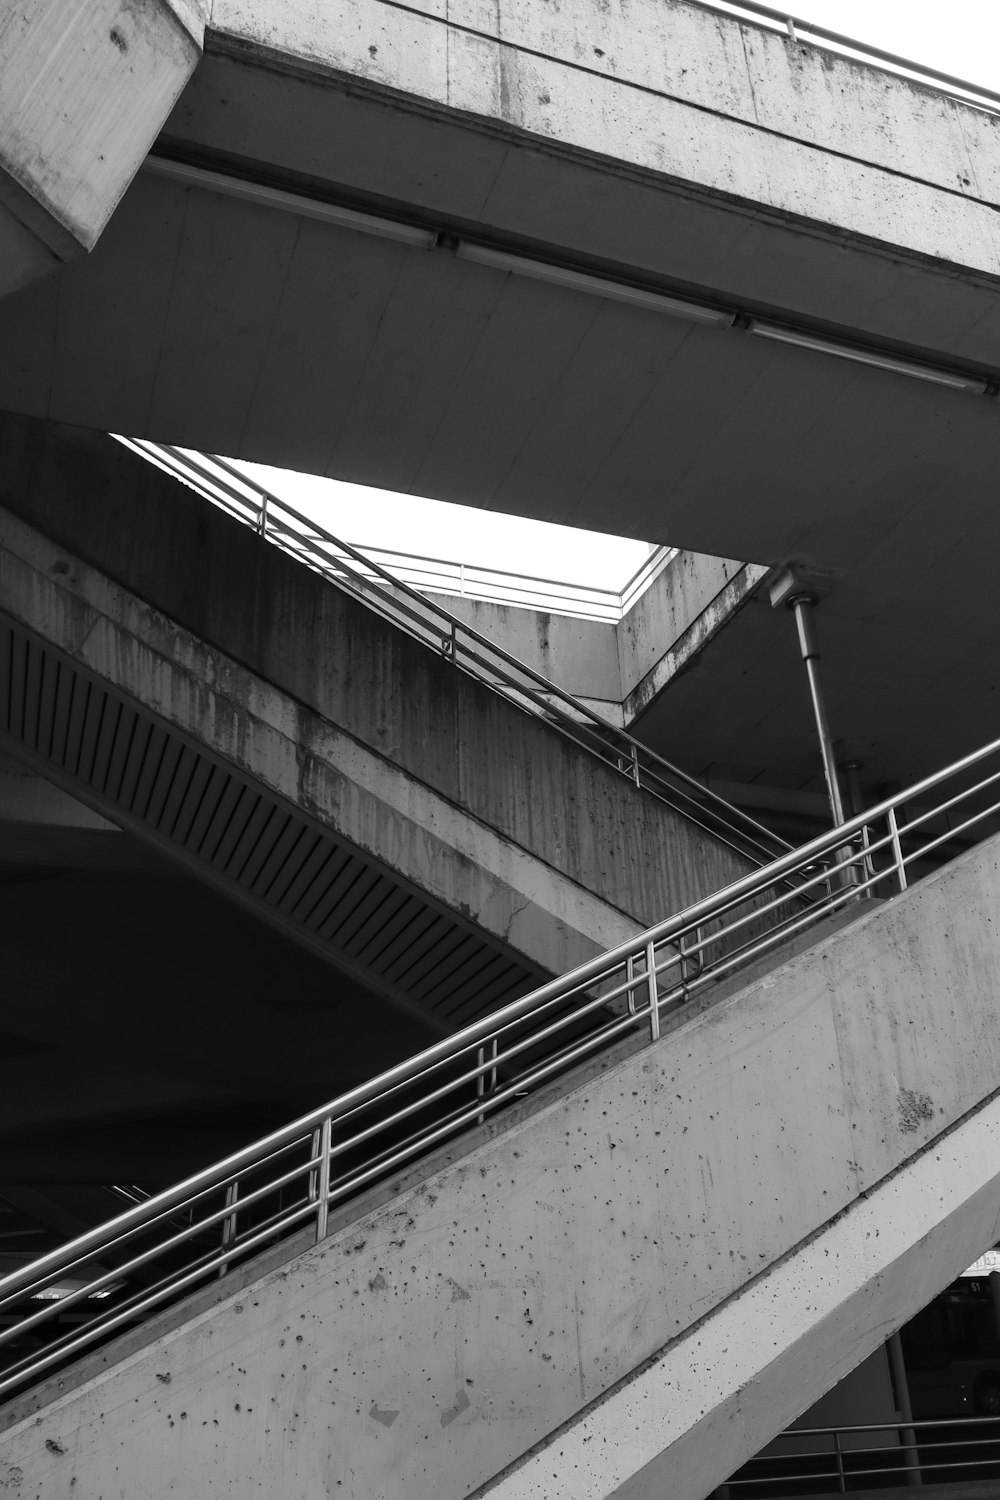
[142,154,996,398]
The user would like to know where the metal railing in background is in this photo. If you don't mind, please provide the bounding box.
[115,438,787,867]
[2,731,1000,1399]
[724,1413,1000,1493]
[277,539,674,623]
[698,0,1000,117]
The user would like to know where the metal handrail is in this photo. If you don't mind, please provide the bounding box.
[727,1412,1000,1491]
[697,1,1000,116]
[326,540,673,621]
[2,730,999,1398]
[116,438,788,867]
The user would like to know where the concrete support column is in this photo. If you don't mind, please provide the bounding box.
[0,0,209,296]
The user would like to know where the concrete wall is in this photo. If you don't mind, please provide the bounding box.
[7,831,1000,1500]
[0,415,758,938]
[422,549,764,725]
[211,0,1000,284]
[0,0,207,294]
[419,593,622,710]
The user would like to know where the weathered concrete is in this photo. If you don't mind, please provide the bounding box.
[422,550,767,731]
[619,556,769,720]
[197,0,1000,343]
[6,831,1000,1500]
[5,0,1000,576]
[0,417,757,950]
[0,0,207,295]
[421,592,623,714]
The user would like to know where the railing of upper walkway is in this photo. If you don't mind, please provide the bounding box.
[374,0,1000,118]
[2,732,1000,1398]
[698,1,1000,117]
[274,540,673,623]
[116,438,787,867]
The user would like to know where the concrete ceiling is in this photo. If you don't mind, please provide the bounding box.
[1,36,999,845]
[2,162,1000,575]
[626,553,1000,852]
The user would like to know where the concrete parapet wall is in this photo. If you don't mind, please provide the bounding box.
[211,0,1000,279]
[6,830,1000,1498]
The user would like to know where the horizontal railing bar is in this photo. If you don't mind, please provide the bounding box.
[0,1203,319,1400]
[326,1013,641,1207]
[0,1130,317,1312]
[904,796,1000,865]
[330,989,632,1163]
[764,1414,1000,1435]
[0,1153,321,1341]
[895,765,1000,839]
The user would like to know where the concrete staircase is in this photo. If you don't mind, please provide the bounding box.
[3,830,1000,1499]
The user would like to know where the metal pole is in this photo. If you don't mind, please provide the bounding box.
[788,594,847,829]
[887,806,908,893]
[646,940,660,1041]
[833,1428,847,1493]
[315,1116,332,1243]
[887,1331,922,1485]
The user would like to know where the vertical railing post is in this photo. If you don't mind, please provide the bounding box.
[833,1429,847,1493]
[646,940,660,1042]
[630,744,641,787]
[315,1116,332,1244]
[888,805,908,893]
[219,1180,239,1278]
[258,489,269,539]
[888,1331,922,1485]
[476,1039,498,1125]
[680,926,703,1001]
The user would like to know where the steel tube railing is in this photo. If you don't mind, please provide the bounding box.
[696,0,1000,115]
[727,1412,1000,1491]
[2,731,1000,1395]
[117,438,788,867]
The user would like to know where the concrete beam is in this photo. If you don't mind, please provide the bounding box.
[205,0,1000,297]
[0,1,208,295]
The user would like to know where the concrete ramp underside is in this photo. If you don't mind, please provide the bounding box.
[0,416,760,1037]
[5,831,1000,1499]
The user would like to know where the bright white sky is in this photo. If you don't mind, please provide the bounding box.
[236,0,999,591]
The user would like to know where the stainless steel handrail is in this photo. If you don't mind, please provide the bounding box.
[2,730,998,1397]
[332,539,673,621]
[698,1,1000,116]
[726,1412,1000,1491]
[117,438,788,866]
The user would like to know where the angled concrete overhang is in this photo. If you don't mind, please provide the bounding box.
[0,0,209,296]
